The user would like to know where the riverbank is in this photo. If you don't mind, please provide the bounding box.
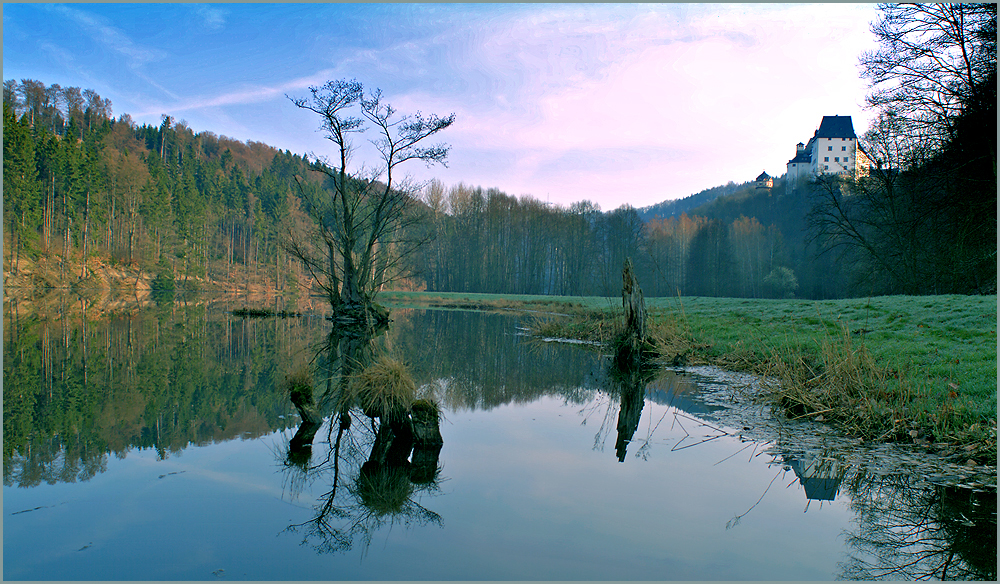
[380,291,997,464]
[2,248,316,301]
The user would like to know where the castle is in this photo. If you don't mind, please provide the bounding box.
[785,115,870,188]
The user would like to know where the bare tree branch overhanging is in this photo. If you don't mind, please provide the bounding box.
[861,3,996,158]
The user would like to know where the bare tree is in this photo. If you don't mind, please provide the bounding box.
[861,3,996,158]
[286,79,454,322]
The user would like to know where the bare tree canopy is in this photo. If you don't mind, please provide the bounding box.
[861,3,996,156]
[286,79,455,323]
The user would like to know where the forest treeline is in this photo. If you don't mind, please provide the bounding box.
[414,178,829,298]
[0,79,838,300]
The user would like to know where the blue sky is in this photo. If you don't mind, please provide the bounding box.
[4,3,881,209]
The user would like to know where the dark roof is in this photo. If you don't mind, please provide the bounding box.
[756,171,771,181]
[816,115,856,139]
[787,151,811,164]
[788,144,811,164]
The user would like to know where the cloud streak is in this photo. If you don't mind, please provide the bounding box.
[131,68,341,119]
[42,4,181,102]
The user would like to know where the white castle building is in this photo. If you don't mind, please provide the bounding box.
[786,115,870,185]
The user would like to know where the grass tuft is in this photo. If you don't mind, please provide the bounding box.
[349,354,417,418]
[284,369,314,405]
[410,398,442,423]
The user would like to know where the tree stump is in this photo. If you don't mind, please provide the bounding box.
[618,258,648,367]
[408,399,444,447]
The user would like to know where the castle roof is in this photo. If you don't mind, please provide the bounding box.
[816,115,856,139]
[787,149,811,164]
[756,171,771,181]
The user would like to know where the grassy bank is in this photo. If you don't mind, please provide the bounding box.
[381,291,997,463]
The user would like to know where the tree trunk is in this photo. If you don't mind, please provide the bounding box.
[81,188,90,279]
[622,257,646,343]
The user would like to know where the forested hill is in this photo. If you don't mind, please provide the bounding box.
[636,180,749,222]
[3,79,334,295]
[3,78,817,300]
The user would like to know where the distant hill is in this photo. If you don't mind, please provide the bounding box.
[637,181,751,221]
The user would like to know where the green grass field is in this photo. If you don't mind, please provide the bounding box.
[380,291,997,460]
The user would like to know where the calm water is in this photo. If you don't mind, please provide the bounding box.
[4,296,995,580]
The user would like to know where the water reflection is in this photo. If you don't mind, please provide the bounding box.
[573,355,997,580]
[4,295,995,580]
[579,363,730,462]
[3,295,327,487]
[839,467,996,580]
[782,451,847,503]
[755,413,996,579]
[280,323,444,555]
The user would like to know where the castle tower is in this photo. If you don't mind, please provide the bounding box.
[810,115,858,176]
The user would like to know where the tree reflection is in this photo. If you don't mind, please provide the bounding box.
[760,443,997,580]
[279,322,444,556]
[581,362,728,462]
[839,467,996,580]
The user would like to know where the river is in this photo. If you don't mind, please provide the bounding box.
[3,293,995,580]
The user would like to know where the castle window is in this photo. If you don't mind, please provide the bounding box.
[834,157,839,162]
[844,156,849,162]
[842,146,847,151]
[824,157,829,162]
[824,165,829,170]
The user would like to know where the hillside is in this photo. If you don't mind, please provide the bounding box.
[636,180,750,222]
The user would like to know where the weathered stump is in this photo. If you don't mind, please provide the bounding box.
[287,376,321,466]
[617,257,649,368]
[408,399,444,447]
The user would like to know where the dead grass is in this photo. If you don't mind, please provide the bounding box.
[758,324,919,439]
[349,354,417,418]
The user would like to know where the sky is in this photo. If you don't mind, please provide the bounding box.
[4,3,882,210]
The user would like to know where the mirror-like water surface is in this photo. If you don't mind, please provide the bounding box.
[4,297,995,580]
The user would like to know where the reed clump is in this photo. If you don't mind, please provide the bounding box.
[349,354,417,419]
[758,324,926,442]
[233,307,303,318]
[528,311,616,344]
